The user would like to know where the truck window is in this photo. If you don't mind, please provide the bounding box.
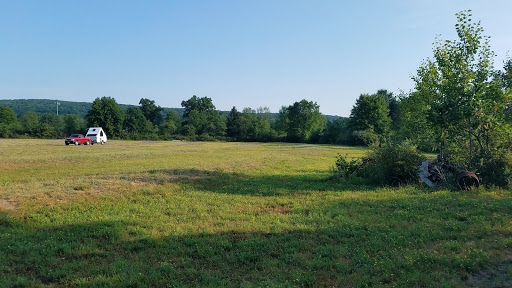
[100,131,104,137]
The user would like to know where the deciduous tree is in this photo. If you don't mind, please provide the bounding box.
[139,98,163,125]
[277,100,326,143]
[347,93,391,145]
[412,10,511,169]
[86,97,124,138]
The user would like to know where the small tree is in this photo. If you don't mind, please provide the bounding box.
[412,10,511,186]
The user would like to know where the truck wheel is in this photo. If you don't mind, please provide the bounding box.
[74,140,79,145]
[65,143,69,145]
[86,140,90,145]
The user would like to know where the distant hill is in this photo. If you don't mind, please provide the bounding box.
[0,99,342,121]
[0,99,186,119]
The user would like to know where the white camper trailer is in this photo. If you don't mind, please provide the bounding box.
[85,127,107,145]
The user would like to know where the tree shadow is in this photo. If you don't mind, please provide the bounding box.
[143,168,381,196]
[2,192,510,287]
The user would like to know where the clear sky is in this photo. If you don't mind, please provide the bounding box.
[1,0,510,116]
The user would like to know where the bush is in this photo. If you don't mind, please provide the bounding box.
[330,154,362,179]
[476,152,512,188]
[359,142,426,186]
[351,129,379,146]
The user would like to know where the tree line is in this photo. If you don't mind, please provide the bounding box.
[1,59,510,147]
[1,11,511,152]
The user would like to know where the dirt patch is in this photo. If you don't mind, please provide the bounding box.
[0,198,18,212]
[256,205,291,214]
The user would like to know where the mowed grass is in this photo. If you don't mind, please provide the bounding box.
[0,139,511,287]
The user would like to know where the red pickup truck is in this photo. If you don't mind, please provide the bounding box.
[65,134,93,145]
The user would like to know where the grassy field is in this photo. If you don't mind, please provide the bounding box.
[0,139,511,287]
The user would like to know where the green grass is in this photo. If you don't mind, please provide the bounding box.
[0,139,511,287]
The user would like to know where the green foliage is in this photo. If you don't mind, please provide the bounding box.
[412,10,511,174]
[0,106,18,126]
[226,106,244,140]
[331,154,361,179]
[396,91,435,151]
[475,151,512,188]
[378,89,399,130]
[160,110,181,136]
[0,99,93,118]
[37,113,63,138]
[181,96,225,137]
[321,117,349,144]
[360,142,426,186]
[240,108,274,142]
[348,92,391,145]
[123,107,149,135]
[277,99,326,143]
[0,106,19,138]
[497,58,512,122]
[351,127,379,146]
[86,97,124,138]
[181,95,216,118]
[139,98,163,125]
[63,114,86,135]
[20,111,39,136]
[498,58,512,90]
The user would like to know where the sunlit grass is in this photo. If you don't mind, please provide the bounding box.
[0,139,511,287]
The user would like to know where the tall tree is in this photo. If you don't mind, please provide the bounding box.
[161,110,181,136]
[239,108,273,141]
[20,111,39,136]
[277,100,326,143]
[376,89,399,129]
[181,96,216,119]
[412,10,511,168]
[226,107,245,140]
[323,117,349,144]
[180,96,225,137]
[64,114,85,135]
[497,58,512,122]
[396,91,434,150]
[0,106,18,126]
[347,93,391,144]
[123,107,149,135]
[497,58,512,90]
[86,97,124,138]
[139,98,163,125]
[0,106,19,137]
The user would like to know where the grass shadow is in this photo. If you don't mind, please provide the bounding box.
[2,191,511,287]
[144,168,381,196]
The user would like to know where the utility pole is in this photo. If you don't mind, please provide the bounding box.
[56,101,60,115]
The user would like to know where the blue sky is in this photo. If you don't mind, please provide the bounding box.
[1,0,510,116]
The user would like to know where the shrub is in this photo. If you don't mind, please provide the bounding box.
[476,152,512,188]
[351,128,379,146]
[330,154,361,179]
[359,142,426,186]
